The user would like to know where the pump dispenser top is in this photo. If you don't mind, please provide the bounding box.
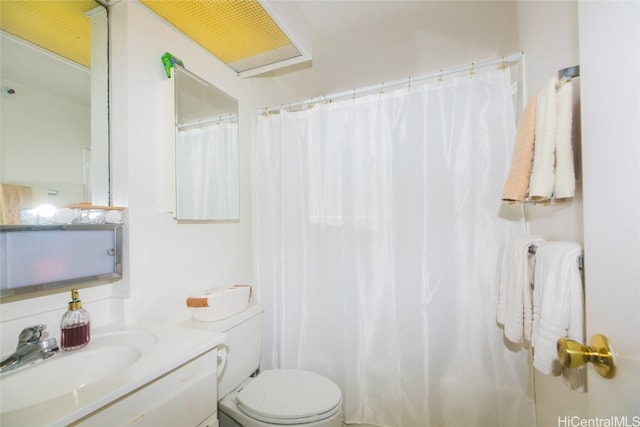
[60,289,91,351]
[68,289,82,310]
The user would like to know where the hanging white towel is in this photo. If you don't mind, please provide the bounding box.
[531,241,585,389]
[497,234,544,343]
[528,76,558,202]
[553,79,576,199]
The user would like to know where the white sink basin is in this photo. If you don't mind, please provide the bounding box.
[1,324,225,427]
[1,330,157,412]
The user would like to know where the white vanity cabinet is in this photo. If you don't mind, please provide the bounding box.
[0,325,225,427]
[73,348,219,427]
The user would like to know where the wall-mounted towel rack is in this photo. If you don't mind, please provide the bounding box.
[558,65,580,80]
[528,244,584,270]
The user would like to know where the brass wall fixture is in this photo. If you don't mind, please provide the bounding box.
[557,334,616,378]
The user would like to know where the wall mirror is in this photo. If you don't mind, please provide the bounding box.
[172,65,239,221]
[0,1,109,225]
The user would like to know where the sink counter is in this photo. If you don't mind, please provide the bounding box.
[0,323,226,427]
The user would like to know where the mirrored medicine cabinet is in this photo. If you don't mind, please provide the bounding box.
[166,65,240,221]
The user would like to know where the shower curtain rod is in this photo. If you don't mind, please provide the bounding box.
[177,113,237,131]
[258,51,524,115]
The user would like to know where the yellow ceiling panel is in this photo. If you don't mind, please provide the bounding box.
[0,0,96,68]
[140,0,301,72]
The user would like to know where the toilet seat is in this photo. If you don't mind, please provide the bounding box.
[236,370,342,425]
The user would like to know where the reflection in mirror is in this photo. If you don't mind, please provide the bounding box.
[173,66,239,221]
[0,1,109,225]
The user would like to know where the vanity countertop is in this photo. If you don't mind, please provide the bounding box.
[0,323,226,427]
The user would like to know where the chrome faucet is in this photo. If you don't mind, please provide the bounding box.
[0,324,59,373]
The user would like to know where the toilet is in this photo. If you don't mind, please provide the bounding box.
[195,303,343,427]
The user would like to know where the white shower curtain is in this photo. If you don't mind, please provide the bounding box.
[254,69,535,426]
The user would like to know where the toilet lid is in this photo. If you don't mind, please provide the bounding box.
[237,369,342,423]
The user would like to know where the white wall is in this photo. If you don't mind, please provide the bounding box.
[0,0,255,367]
[0,0,256,347]
[515,2,588,425]
[108,1,255,325]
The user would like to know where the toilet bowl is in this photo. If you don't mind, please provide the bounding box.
[219,369,342,427]
[185,303,343,427]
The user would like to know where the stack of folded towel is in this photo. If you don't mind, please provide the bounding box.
[497,234,544,343]
[497,237,585,390]
[531,241,585,390]
[501,75,576,203]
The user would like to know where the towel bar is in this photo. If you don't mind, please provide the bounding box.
[558,65,580,80]
[528,244,584,270]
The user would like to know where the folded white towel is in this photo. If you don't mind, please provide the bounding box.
[531,242,584,389]
[553,79,576,199]
[497,235,544,343]
[528,77,558,202]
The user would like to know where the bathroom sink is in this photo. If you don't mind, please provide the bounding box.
[0,330,157,412]
[0,324,225,427]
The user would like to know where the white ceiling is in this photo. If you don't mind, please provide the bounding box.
[256,1,518,102]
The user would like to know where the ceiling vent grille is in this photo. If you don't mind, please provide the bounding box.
[140,0,311,77]
[0,0,96,68]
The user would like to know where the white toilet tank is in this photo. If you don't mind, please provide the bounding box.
[197,303,264,399]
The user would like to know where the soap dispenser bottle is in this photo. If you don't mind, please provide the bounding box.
[61,289,91,350]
